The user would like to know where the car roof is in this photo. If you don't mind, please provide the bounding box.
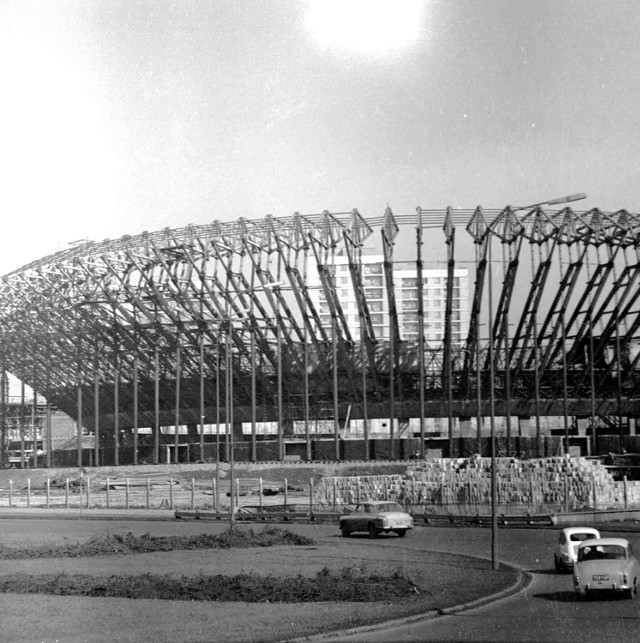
[561,526,599,535]
[360,500,395,505]
[577,537,630,548]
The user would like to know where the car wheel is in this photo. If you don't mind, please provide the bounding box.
[340,527,351,538]
[368,523,379,539]
[554,556,561,572]
[395,529,407,538]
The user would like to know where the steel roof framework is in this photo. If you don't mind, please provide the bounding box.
[1,207,640,466]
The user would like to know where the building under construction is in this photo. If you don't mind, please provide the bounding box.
[0,204,639,467]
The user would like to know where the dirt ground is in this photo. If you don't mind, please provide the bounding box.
[0,460,410,488]
[0,460,412,511]
[0,518,519,643]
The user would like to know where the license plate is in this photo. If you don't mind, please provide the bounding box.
[592,575,609,581]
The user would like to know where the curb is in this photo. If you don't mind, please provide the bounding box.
[439,566,532,615]
[285,565,531,642]
[0,508,177,521]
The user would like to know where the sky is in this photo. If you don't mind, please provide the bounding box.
[1,0,640,275]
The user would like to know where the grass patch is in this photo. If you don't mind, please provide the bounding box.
[0,567,420,602]
[0,527,314,559]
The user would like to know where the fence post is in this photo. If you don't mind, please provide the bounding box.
[126,478,130,510]
[169,477,174,509]
[564,476,569,513]
[65,478,69,508]
[530,478,534,514]
[106,477,110,509]
[259,478,263,512]
[624,475,628,509]
[593,481,597,511]
[284,477,288,510]
[27,479,31,508]
[9,480,12,508]
[190,478,195,510]
[332,479,337,511]
[146,478,150,509]
[46,478,50,509]
[212,478,217,512]
[86,477,91,509]
[309,478,314,518]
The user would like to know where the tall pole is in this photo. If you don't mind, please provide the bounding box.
[199,333,205,462]
[277,322,284,461]
[416,208,426,456]
[113,366,119,467]
[133,356,139,466]
[154,346,160,464]
[360,311,369,461]
[533,309,542,457]
[475,239,484,452]
[488,235,499,570]
[228,322,235,529]
[174,338,180,464]
[250,319,257,463]
[215,335,220,512]
[561,311,570,456]
[332,311,340,460]
[616,313,624,448]
[589,310,597,455]
[77,384,83,468]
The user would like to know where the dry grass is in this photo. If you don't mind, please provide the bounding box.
[0,567,419,602]
[0,526,314,558]
[0,528,423,604]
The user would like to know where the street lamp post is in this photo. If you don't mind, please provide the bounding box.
[487,192,587,571]
[512,193,587,211]
[221,282,281,529]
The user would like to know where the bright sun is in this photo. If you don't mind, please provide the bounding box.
[306,0,423,55]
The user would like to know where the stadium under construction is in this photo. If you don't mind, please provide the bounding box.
[1,200,640,468]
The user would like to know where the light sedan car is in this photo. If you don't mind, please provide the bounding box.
[573,538,640,600]
[339,501,413,539]
[554,526,601,572]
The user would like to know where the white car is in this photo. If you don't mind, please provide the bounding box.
[573,537,640,600]
[339,501,413,538]
[554,526,600,572]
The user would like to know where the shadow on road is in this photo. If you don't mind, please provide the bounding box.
[533,591,580,602]
[534,590,632,602]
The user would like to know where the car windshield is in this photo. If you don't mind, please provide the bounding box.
[373,502,404,513]
[578,545,627,561]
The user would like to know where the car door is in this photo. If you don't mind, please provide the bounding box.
[352,504,366,531]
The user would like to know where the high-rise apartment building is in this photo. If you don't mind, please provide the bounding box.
[309,255,469,344]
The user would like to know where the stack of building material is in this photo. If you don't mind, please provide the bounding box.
[315,456,640,513]
[313,474,403,506]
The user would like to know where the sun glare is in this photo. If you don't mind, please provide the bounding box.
[306,0,423,55]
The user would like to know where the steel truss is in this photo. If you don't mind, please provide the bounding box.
[1,206,640,465]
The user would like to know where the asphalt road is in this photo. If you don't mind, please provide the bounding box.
[2,515,639,642]
[323,525,640,643]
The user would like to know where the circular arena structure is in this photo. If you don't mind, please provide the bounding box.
[1,204,640,467]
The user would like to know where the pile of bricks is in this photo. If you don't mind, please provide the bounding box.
[313,474,404,506]
[315,456,640,513]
